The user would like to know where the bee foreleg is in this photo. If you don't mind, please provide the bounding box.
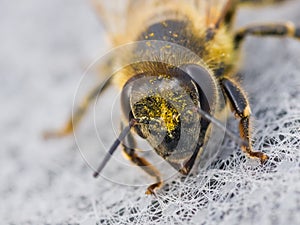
[43,78,112,139]
[122,146,162,195]
[221,77,269,164]
[234,22,300,49]
[121,123,162,195]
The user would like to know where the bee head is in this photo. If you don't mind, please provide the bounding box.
[120,63,218,158]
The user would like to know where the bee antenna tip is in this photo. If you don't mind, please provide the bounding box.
[93,172,99,178]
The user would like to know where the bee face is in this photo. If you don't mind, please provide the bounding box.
[121,63,219,170]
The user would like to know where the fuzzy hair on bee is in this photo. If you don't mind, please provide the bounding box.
[92,0,238,86]
[45,0,300,195]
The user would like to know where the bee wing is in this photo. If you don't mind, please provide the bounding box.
[91,0,229,43]
[91,0,129,36]
[193,0,231,27]
[91,0,178,33]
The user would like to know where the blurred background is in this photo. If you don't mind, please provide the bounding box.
[1,0,300,224]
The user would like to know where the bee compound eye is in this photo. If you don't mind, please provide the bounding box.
[179,64,217,109]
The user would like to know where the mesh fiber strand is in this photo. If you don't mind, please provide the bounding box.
[1,0,300,224]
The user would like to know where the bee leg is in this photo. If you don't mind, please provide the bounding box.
[121,125,162,195]
[234,22,300,49]
[221,78,269,164]
[222,0,291,28]
[43,79,112,139]
[122,147,162,195]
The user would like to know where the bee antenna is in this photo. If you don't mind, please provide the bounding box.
[196,107,249,148]
[93,119,137,178]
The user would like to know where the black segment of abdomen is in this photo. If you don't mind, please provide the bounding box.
[138,20,191,47]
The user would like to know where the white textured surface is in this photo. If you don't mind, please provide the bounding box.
[1,0,300,224]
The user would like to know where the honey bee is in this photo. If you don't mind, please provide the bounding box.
[45,0,300,195]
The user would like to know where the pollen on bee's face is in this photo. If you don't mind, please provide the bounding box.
[133,95,180,135]
[130,73,201,134]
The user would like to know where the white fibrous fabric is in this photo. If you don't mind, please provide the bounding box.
[1,0,300,224]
